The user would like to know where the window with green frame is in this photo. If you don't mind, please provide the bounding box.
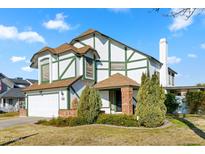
[41,63,49,83]
[85,57,94,79]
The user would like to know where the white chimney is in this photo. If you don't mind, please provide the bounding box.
[159,38,168,87]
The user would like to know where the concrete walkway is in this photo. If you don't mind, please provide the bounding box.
[0,117,45,129]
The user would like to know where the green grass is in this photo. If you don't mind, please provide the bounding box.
[0,112,19,119]
[0,114,205,145]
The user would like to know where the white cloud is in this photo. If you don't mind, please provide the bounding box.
[43,13,70,31]
[0,25,18,39]
[169,16,193,32]
[21,66,33,72]
[168,56,181,64]
[0,24,45,43]
[108,8,130,13]
[168,8,196,32]
[187,53,197,58]
[10,56,26,63]
[18,31,45,43]
[201,43,205,49]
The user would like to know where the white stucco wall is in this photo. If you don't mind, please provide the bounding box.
[59,90,68,109]
[81,36,94,48]
[95,34,109,60]
[127,48,146,61]
[110,42,125,61]
[127,68,147,83]
[97,70,109,82]
[127,60,147,70]
[149,60,161,77]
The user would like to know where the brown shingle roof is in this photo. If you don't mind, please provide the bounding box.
[23,76,82,92]
[37,43,95,56]
[31,43,100,67]
[78,29,96,37]
[94,73,140,90]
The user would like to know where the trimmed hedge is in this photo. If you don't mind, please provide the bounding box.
[36,117,88,127]
[96,114,139,127]
[186,91,205,114]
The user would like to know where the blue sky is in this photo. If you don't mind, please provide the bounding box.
[0,8,204,86]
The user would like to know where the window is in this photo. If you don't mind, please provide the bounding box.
[85,57,94,79]
[111,62,125,70]
[3,99,6,107]
[41,63,49,82]
[8,99,13,105]
[172,73,174,86]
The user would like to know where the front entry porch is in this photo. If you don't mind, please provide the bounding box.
[109,87,135,115]
[94,73,139,115]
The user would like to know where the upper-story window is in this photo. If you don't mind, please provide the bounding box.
[85,57,94,79]
[172,73,174,86]
[40,58,49,83]
[111,62,125,70]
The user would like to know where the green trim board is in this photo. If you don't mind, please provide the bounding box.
[108,39,111,76]
[127,58,147,63]
[59,58,75,79]
[67,88,70,109]
[52,55,76,63]
[127,50,135,61]
[127,66,147,71]
[70,30,162,66]
[74,40,87,46]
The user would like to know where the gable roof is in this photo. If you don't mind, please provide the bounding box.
[70,29,162,66]
[0,88,25,98]
[168,67,177,74]
[9,78,31,86]
[23,76,82,92]
[94,73,140,90]
[31,43,99,67]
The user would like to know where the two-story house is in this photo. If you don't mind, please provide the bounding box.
[23,29,177,117]
[0,73,36,112]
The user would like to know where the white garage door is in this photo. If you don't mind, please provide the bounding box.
[28,93,59,117]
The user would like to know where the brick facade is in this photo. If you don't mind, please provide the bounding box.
[121,87,133,115]
[19,109,27,117]
[59,109,77,118]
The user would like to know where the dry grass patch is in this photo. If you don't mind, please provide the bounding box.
[0,118,205,146]
[0,112,19,120]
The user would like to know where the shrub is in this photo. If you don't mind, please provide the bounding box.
[164,93,179,113]
[186,91,205,114]
[36,117,88,127]
[96,114,139,127]
[77,86,102,123]
[135,73,166,128]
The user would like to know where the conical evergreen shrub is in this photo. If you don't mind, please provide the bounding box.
[135,72,166,128]
[77,86,102,123]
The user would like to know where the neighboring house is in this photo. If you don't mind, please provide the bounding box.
[0,73,37,112]
[23,29,177,117]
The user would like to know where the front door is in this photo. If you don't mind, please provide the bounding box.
[115,90,122,112]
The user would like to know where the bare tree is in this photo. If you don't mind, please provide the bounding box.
[153,8,205,19]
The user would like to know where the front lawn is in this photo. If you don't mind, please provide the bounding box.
[0,115,205,146]
[0,112,19,120]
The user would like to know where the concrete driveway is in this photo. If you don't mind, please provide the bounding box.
[0,117,46,129]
